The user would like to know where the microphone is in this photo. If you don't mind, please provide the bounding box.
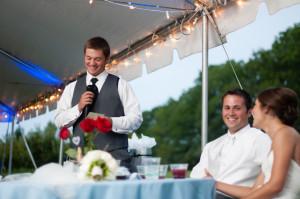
[84,85,94,118]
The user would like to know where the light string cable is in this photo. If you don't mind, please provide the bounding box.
[203,6,243,90]
[170,18,182,40]
[101,0,194,12]
[128,45,141,64]
[125,45,133,66]
[180,5,202,36]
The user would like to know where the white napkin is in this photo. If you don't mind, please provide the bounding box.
[128,133,156,149]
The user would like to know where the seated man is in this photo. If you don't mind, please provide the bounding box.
[190,89,271,199]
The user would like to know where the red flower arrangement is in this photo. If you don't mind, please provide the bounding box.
[79,117,111,134]
[59,127,71,140]
[59,116,112,159]
[79,118,96,133]
[95,117,112,134]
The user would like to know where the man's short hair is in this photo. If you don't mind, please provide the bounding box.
[221,88,252,111]
[84,36,110,59]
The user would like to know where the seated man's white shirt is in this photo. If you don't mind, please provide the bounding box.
[190,125,271,187]
[54,71,143,134]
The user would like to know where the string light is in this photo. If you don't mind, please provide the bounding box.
[95,0,240,70]
[237,0,244,6]
[111,59,118,65]
[169,34,176,42]
[212,9,218,18]
[17,85,63,117]
[166,11,170,19]
[192,17,199,26]
[152,33,160,46]
[146,50,152,57]
[50,95,55,101]
[124,60,130,67]
[134,55,140,63]
[184,24,192,33]
[194,2,201,8]
[71,0,246,91]
[128,2,135,9]
[89,0,93,4]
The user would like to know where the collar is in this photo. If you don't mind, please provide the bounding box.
[86,71,108,85]
[226,124,250,140]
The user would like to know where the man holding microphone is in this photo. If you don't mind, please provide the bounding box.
[55,36,143,170]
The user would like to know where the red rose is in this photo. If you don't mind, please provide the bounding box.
[95,117,112,134]
[59,127,70,140]
[80,118,96,133]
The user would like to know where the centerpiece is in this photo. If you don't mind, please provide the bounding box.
[59,116,119,181]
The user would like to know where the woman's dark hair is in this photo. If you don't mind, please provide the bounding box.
[257,87,299,126]
[84,36,110,59]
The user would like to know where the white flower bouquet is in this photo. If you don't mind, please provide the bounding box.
[77,150,119,181]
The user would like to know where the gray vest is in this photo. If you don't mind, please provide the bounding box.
[71,74,128,151]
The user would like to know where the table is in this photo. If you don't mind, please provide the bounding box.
[0,178,216,199]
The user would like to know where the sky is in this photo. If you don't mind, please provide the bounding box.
[1,3,300,137]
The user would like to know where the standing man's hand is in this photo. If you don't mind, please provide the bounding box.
[78,91,95,112]
[103,116,113,126]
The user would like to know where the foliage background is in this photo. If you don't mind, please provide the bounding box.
[1,23,299,175]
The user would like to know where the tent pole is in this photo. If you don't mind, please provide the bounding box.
[19,126,37,170]
[59,139,63,165]
[201,12,208,150]
[8,115,15,175]
[1,123,10,174]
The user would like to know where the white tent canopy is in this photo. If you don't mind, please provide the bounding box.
[1,0,299,121]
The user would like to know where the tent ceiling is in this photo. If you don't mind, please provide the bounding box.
[0,0,195,113]
[0,0,299,120]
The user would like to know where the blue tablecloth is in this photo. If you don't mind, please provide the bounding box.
[0,178,216,199]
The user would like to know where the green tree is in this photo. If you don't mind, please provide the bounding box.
[0,122,65,175]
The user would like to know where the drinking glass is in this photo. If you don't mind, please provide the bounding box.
[137,165,145,179]
[159,165,168,179]
[170,163,188,179]
[142,157,161,180]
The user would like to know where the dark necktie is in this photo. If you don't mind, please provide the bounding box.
[84,78,99,118]
[91,78,98,88]
[91,78,98,100]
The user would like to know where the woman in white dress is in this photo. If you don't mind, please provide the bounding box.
[206,87,300,199]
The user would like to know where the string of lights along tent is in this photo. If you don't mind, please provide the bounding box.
[14,0,245,121]
[100,0,243,67]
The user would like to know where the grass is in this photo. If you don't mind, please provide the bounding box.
[1,168,35,178]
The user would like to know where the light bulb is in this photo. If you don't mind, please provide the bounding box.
[166,11,170,19]
[237,0,243,6]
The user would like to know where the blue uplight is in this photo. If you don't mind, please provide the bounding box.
[0,102,14,122]
[11,58,63,86]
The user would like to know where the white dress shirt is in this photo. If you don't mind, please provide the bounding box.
[54,71,143,134]
[190,125,271,187]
